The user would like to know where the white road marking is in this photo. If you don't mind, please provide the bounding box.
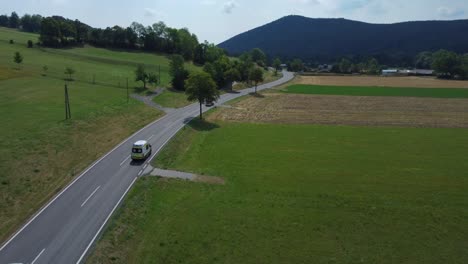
[1,71,293,263]
[80,186,101,208]
[147,134,155,141]
[143,164,148,170]
[119,155,130,166]
[76,177,138,264]
[0,113,170,252]
[31,248,45,264]
[138,170,143,176]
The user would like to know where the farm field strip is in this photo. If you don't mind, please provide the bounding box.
[283,84,468,98]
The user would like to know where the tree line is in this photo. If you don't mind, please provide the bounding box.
[0,12,42,33]
[330,50,468,79]
[1,11,227,65]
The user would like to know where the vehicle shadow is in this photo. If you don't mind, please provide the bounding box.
[130,159,146,166]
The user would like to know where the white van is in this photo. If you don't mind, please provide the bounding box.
[131,140,152,160]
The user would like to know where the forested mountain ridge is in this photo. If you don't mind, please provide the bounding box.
[218,15,468,63]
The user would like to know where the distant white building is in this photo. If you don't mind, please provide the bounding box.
[382,69,398,76]
[318,64,333,72]
[382,69,434,76]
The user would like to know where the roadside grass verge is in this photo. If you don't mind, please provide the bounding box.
[152,89,191,108]
[0,28,170,241]
[88,121,468,264]
[283,84,468,98]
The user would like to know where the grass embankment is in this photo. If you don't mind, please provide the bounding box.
[152,89,191,108]
[88,120,468,263]
[0,27,177,241]
[283,84,468,98]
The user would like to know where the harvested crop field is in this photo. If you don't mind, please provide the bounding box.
[296,75,468,88]
[208,93,468,128]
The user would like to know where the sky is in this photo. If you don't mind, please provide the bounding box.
[2,0,468,44]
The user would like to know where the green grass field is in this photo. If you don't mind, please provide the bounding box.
[283,84,468,98]
[152,89,191,108]
[88,120,468,264]
[0,27,205,240]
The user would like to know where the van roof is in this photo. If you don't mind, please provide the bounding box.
[133,140,147,146]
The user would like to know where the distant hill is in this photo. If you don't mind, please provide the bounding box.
[218,15,468,64]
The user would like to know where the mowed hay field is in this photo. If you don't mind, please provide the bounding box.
[0,27,204,241]
[209,93,468,128]
[88,119,468,264]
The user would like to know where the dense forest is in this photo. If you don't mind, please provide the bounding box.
[219,15,468,67]
[0,11,224,65]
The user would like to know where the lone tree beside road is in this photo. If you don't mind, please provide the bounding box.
[273,58,281,75]
[185,72,219,120]
[64,67,75,80]
[135,64,149,89]
[170,55,189,91]
[249,68,264,94]
[224,68,241,91]
[13,51,23,69]
[135,64,158,89]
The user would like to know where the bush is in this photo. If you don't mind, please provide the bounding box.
[9,39,14,44]
[27,40,33,48]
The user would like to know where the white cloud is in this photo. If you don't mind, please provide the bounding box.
[201,0,216,5]
[144,8,156,17]
[144,8,166,18]
[437,6,464,18]
[289,0,318,4]
[223,1,237,14]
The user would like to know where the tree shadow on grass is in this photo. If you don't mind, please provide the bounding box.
[249,92,265,98]
[186,118,220,131]
[223,89,241,94]
[133,87,147,94]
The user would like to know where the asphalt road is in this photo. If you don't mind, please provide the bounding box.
[0,70,294,264]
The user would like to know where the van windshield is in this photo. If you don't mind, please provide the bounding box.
[132,148,142,153]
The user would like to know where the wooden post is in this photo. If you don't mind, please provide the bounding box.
[64,84,71,119]
[65,84,68,119]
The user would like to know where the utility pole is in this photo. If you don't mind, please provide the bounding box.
[126,77,129,103]
[64,84,71,119]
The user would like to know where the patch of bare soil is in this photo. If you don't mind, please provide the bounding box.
[208,93,468,128]
[295,75,468,88]
[194,175,225,185]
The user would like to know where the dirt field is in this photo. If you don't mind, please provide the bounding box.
[293,75,468,88]
[209,93,468,128]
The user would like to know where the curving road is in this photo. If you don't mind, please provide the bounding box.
[0,71,294,264]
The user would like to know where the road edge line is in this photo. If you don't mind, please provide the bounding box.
[0,113,169,252]
[76,177,138,264]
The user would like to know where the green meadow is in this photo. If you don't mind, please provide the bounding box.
[0,27,202,241]
[283,84,468,98]
[89,120,468,264]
